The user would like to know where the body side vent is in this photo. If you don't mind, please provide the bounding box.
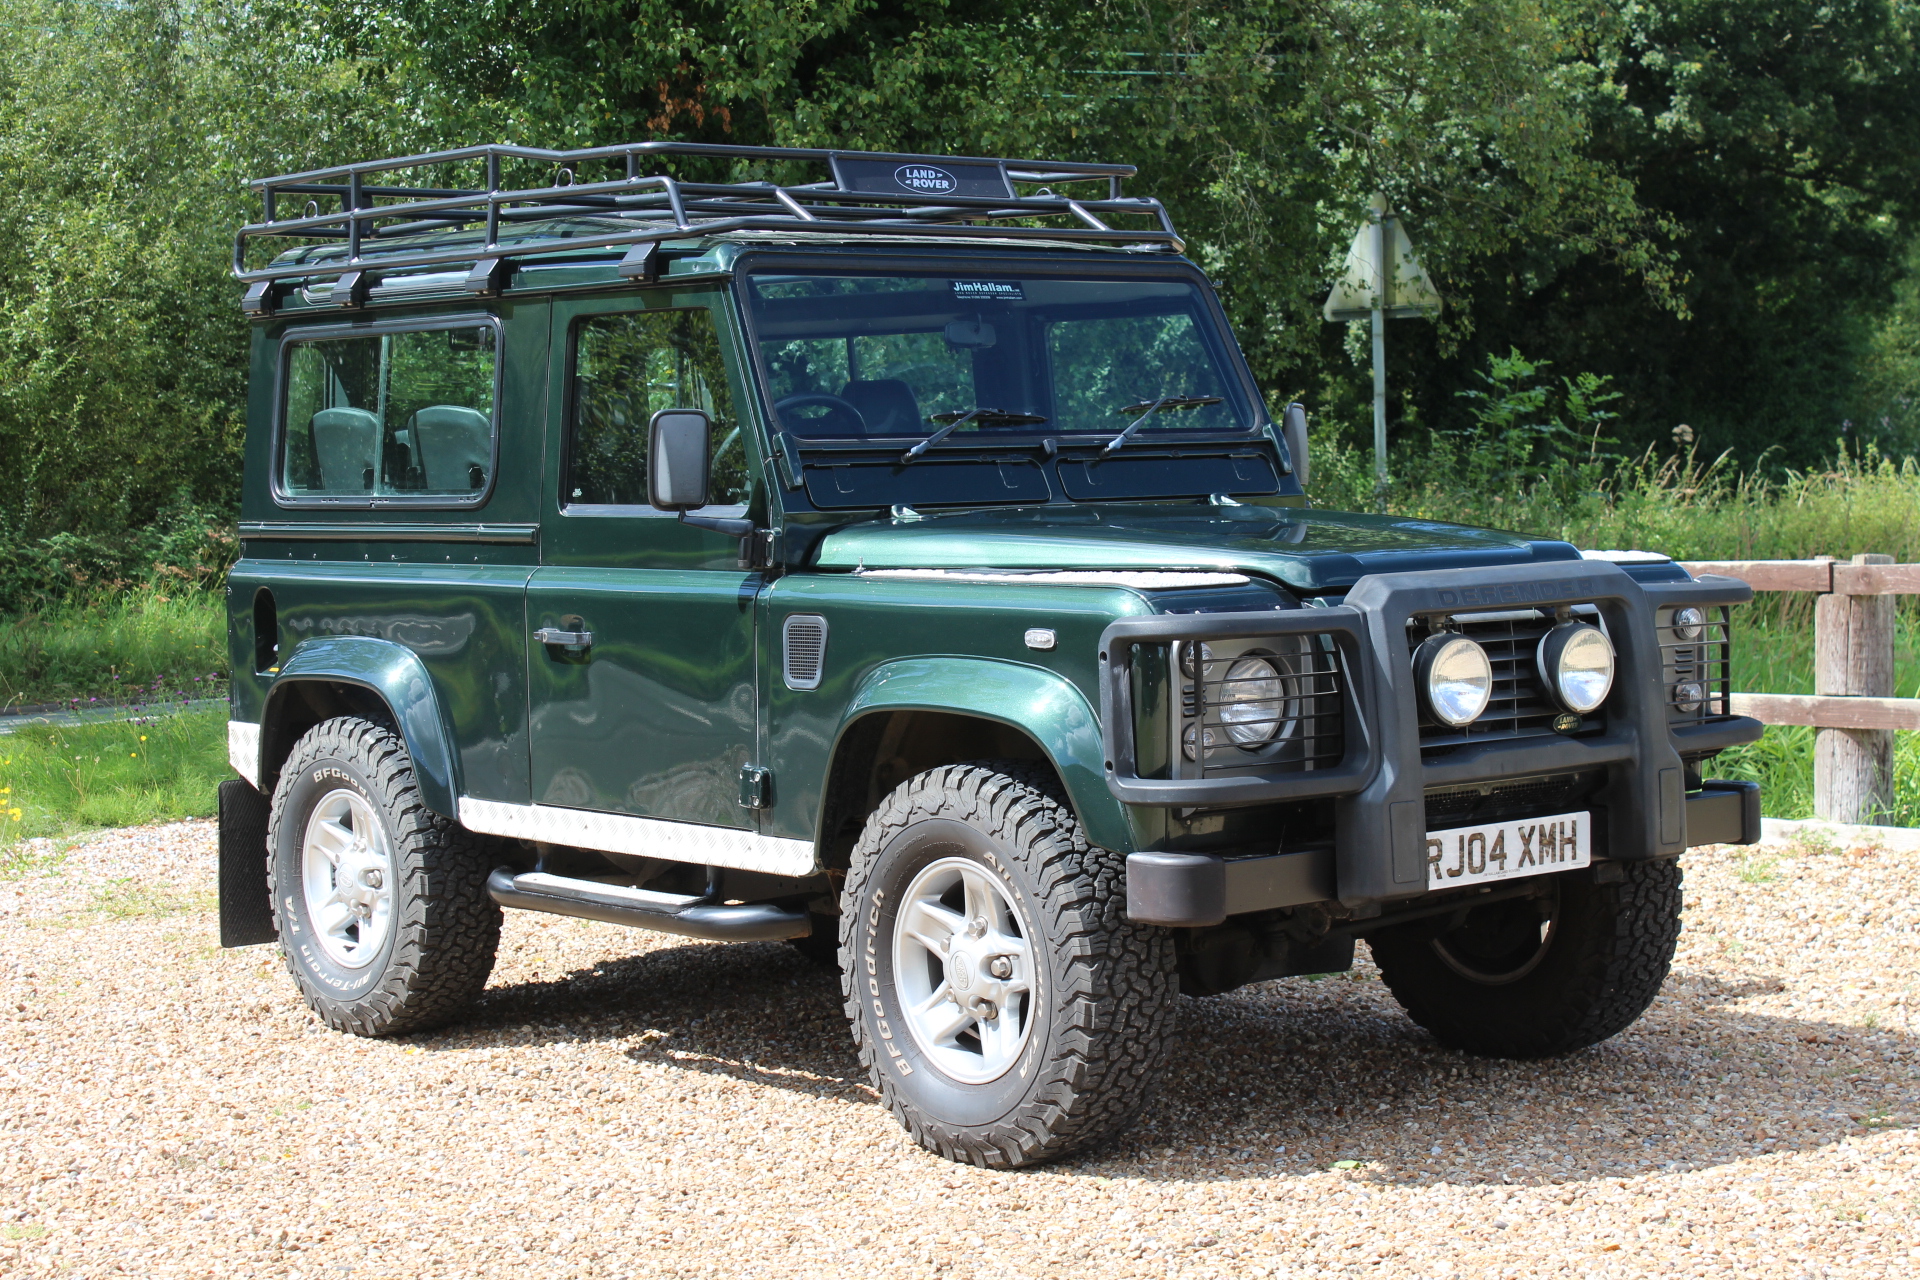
[783,614,829,690]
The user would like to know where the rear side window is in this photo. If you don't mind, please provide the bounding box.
[567,309,748,508]
[280,325,497,502]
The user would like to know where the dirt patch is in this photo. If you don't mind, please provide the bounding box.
[2,821,1916,1278]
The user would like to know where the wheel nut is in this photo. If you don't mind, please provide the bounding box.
[976,1000,998,1021]
[966,916,987,939]
[364,870,383,889]
[988,956,1013,979]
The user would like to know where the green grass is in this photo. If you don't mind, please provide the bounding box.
[0,706,228,851]
[0,587,227,709]
[1312,434,1920,567]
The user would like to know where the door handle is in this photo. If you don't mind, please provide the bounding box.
[534,627,594,651]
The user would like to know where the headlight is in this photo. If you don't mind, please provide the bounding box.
[1672,681,1705,714]
[1217,655,1285,746]
[1539,623,1615,714]
[1415,634,1493,727]
[1671,606,1705,641]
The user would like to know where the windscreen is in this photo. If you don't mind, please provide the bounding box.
[744,272,1255,441]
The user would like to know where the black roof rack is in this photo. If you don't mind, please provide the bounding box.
[234,141,1184,311]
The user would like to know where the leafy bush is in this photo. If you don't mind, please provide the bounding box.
[0,495,236,616]
[0,587,227,709]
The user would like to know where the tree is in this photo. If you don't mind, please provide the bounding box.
[1373,0,1920,467]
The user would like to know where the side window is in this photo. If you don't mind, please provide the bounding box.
[281,326,497,500]
[568,308,748,508]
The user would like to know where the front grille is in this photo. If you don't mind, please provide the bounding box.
[1412,609,1601,753]
[1172,634,1345,777]
[1661,604,1732,726]
[1425,772,1594,828]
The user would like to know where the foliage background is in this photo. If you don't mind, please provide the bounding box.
[1,0,1918,611]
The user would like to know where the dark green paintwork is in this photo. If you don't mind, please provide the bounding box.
[229,294,551,808]
[760,575,1152,853]
[524,288,768,829]
[265,635,463,814]
[814,504,1584,593]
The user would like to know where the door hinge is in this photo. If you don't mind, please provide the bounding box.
[738,765,773,809]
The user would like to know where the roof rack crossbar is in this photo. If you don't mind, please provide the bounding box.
[247,139,1132,191]
[236,141,1180,290]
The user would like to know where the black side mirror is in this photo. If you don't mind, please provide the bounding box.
[1282,402,1310,491]
[648,408,712,512]
[648,407,755,538]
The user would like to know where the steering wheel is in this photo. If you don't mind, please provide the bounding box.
[774,392,868,437]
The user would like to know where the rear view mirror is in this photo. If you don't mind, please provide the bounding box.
[648,409,711,512]
[1282,402,1310,490]
[944,319,996,349]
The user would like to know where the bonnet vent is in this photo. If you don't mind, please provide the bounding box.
[783,615,829,690]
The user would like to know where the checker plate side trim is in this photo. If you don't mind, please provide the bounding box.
[228,721,261,788]
[457,797,817,877]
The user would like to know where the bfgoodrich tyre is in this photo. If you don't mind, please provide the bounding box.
[1367,860,1684,1059]
[841,762,1177,1167]
[267,716,500,1037]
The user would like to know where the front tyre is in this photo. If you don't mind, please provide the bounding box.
[268,716,501,1037]
[1367,859,1684,1059]
[842,763,1177,1167]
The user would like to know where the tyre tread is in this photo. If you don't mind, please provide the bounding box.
[1372,860,1683,1059]
[267,717,500,1037]
[840,761,1176,1167]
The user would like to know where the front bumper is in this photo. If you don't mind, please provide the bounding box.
[1099,559,1764,917]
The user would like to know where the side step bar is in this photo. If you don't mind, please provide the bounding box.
[486,868,810,943]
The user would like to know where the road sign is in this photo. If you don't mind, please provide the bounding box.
[1323,209,1442,321]
[1322,196,1442,507]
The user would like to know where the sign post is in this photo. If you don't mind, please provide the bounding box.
[1324,195,1442,509]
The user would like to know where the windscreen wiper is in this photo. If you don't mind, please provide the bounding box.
[1098,395,1224,456]
[901,407,1049,464]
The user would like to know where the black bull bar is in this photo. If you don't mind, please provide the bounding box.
[1098,560,1764,924]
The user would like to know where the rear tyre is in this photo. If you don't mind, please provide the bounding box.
[267,716,501,1037]
[841,762,1177,1167]
[1367,860,1683,1059]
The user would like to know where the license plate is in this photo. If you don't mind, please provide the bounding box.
[1425,811,1591,889]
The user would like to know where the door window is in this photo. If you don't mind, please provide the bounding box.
[567,309,749,508]
[280,325,497,501]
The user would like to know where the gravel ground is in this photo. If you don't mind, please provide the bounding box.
[2,822,1917,1279]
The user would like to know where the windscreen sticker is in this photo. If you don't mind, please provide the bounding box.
[950,280,1025,302]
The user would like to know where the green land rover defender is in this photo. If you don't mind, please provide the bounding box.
[217,142,1764,1168]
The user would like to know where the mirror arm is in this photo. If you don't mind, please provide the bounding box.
[678,511,756,538]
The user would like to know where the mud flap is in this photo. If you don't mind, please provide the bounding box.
[218,778,276,947]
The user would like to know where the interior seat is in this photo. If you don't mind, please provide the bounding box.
[409,405,492,491]
[839,379,923,436]
[308,407,380,492]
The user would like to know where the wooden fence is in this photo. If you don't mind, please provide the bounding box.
[1679,554,1918,823]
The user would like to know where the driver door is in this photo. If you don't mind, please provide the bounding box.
[525,290,761,831]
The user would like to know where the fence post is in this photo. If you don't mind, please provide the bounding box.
[1814,552,1895,822]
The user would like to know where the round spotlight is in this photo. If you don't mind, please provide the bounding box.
[1218,655,1286,747]
[1415,634,1493,728]
[1671,606,1706,642]
[1672,681,1705,714]
[1538,623,1615,715]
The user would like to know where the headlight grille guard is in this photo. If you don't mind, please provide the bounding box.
[1099,607,1377,806]
[1105,565,1764,905]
